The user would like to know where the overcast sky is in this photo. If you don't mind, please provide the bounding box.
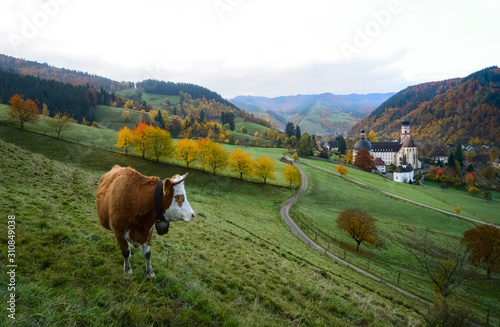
[1,0,499,98]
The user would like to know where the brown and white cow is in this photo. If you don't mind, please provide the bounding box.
[96,165,195,278]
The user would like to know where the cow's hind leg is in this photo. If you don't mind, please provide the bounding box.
[115,234,132,274]
[142,244,155,279]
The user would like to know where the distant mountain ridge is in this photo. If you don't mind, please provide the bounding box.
[349,66,500,145]
[230,92,394,135]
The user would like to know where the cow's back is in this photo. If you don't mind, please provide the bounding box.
[97,165,157,232]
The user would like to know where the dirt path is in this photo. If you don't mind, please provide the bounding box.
[279,163,431,305]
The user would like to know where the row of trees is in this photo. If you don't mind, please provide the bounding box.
[116,125,301,186]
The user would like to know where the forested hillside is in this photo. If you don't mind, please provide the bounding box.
[137,79,236,108]
[349,67,500,145]
[0,69,114,123]
[0,54,132,91]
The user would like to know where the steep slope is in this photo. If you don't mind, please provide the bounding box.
[349,66,500,144]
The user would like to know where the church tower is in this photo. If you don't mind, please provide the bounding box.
[400,116,410,144]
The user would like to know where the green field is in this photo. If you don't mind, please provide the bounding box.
[115,89,181,109]
[301,158,500,226]
[0,123,427,326]
[289,160,499,325]
[94,105,143,131]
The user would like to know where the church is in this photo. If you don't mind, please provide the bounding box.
[353,117,421,182]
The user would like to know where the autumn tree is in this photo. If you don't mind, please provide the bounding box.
[462,225,500,279]
[336,164,348,177]
[205,140,229,174]
[8,94,40,130]
[254,156,277,184]
[354,148,373,171]
[116,126,135,155]
[176,138,198,168]
[196,138,210,172]
[42,103,50,116]
[47,113,73,140]
[229,149,254,180]
[144,125,174,163]
[488,146,500,162]
[133,122,149,158]
[282,165,301,187]
[121,109,131,122]
[367,130,377,142]
[336,209,378,251]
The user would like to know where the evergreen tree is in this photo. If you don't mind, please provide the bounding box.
[336,135,347,154]
[295,125,301,141]
[455,144,464,167]
[155,109,165,129]
[198,109,205,123]
[285,122,295,138]
[447,152,456,167]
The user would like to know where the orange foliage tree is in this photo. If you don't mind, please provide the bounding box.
[336,209,378,251]
[336,164,348,177]
[8,94,40,130]
[462,225,500,279]
[354,149,373,171]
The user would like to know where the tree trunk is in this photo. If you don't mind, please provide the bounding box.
[356,241,361,251]
[240,172,243,180]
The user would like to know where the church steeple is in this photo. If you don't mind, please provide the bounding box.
[401,116,410,144]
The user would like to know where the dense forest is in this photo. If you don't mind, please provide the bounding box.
[0,69,113,123]
[0,54,132,92]
[137,79,236,108]
[350,67,500,145]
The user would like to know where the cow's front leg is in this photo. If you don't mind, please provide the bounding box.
[142,244,155,279]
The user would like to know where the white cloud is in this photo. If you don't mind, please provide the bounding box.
[0,0,498,98]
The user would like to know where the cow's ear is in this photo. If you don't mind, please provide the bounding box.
[163,178,172,196]
[172,173,188,186]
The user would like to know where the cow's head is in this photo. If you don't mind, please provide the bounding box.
[163,173,195,222]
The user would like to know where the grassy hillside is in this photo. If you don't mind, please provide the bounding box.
[0,124,427,326]
[290,159,499,326]
[94,105,143,131]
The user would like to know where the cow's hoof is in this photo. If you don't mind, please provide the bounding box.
[147,271,156,279]
[124,269,133,274]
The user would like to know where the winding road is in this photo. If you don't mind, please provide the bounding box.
[279,162,431,305]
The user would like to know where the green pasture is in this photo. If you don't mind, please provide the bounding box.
[0,126,427,326]
[289,161,499,325]
[301,158,500,226]
[94,105,143,131]
[234,121,270,136]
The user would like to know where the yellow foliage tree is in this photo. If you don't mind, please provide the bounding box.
[345,150,353,164]
[196,138,210,172]
[367,130,377,142]
[176,138,199,168]
[282,165,301,187]
[254,156,276,184]
[292,152,299,161]
[205,140,229,174]
[230,149,254,180]
[149,109,158,123]
[144,125,174,162]
[133,122,149,158]
[121,109,131,122]
[116,126,135,155]
[336,164,348,177]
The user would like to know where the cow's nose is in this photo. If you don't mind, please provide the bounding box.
[191,213,195,220]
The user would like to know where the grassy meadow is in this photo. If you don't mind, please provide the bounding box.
[301,158,500,226]
[0,122,428,326]
[289,160,500,325]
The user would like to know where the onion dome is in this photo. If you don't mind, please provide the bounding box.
[354,129,372,151]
